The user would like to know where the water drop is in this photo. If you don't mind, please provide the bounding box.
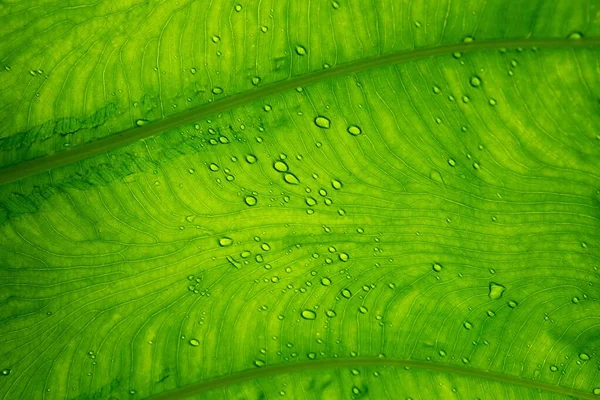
[568,32,583,40]
[219,237,233,247]
[439,350,446,357]
[448,158,456,167]
[190,68,197,75]
[245,196,257,206]
[307,352,316,360]
[283,173,300,185]
[487,310,496,317]
[295,45,307,55]
[347,125,362,135]
[314,116,331,129]
[488,282,506,300]
[550,365,558,372]
[189,339,200,347]
[245,154,257,164]
[254,360,266,367]
[463,36,474,43]
[339,253,349,262]
[580,353,590,361]
[326,310,337,317]
[260,26,268,33]
[305,197,317,206]
[594,388,600,395]
[463,321,473,330]
[234,3,242,12]
[209,163,219,171]
[211,35,220,43]
[358,306,368,314]
[273,161,288,172]
[469,76,482,88]
[508,300,518,308]
[251,76,261,86]
[301,310,316,320]
[332,1,340,9]
[331,179,343,190]
[212,87,223,95]
[432,263,442,272]
[433,86,441,94]
[321,277,332,286]
[453,52,462,59]
[341,289,352,298]
[1,369,10,376]
[136,119,149,126]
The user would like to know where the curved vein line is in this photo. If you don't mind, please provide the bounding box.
[144,357,596,400]
[1,37,599,186]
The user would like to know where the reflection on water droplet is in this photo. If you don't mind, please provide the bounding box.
[1,369,10,376]
[301,310,316,320]
[314,116,331,129]
[488,282,506,300]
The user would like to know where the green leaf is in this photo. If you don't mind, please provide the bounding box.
[1,1,599,399]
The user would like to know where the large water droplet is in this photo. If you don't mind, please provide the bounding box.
[219,237,233,247]
[244,196,257,206]
[579,353,590,361]
[432,263,442,272]
[321,277,332,286]
[301,310,316,320]
[326,310,336,317]
[469,76,482,88]
[295,45,307,55]
[488,282,506,300]
[331,179,343,190]
[341,288,352,298]
[347,125,362,136]
[314,116,331,129]
[283,173,300,185]
[1,369,10,376]
[273,161,288,172]
[245,154,257,164]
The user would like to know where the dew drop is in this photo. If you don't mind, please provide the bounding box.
[433,86,441,94]
[189,339,200,347]
[341,289,352,298]
[321,277,332,286]
[305,197,317,206]
[245,196,257,206]
[254,360,266,368]
[245,154,257,164]
[508,300,518,308]
[301,310,317,320]
[448,158,456,167]
[580,353,590,361]
[273,161,288,172]
[209,163,219,171]
[283,173,300,185]
[219,237,233,247]
[212,87,223,95]
[314,116,331,129]
[251,76,261,86]
[550,365,558,372]
[234,4,242,12]
[593,388,600,395]
[463,321,473,330]
[331,179,343,190]
[1,369,10,376]
[432,262,442,272]
[295,45,307,56]
[326,309,337,317]
[347,125,362,136]
[211,35,220,43]
[190,68,196,75]
[339,253,349,262]
[469,76,482,88]
[568,32,583,40]
[358,306,368,314]
[136,119,149,126]
[488,282,506,300]
[463,36,474,43]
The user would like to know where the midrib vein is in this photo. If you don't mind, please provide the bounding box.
[1,37,598,186]
[145,357,596,400]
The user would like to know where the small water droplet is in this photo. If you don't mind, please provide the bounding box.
[463,321,473,330]
[212,87,223,95]
[448,158,456,167]
[331,179,343,190]
[593,387,600,396]
[433,86,441,94]
[432,263,442,272]
[254,360,266,367]
[487,310,496,317]
[358,306,368,314]
[550,365,558,372]
[245,196,257,206]
[488,282,506,300]
[508,300,518,308]
[469,76,482,88]
[568,32,583,40]
[463,36,474,43]
[339,253,349,262]
[341,289,352,298]
[326,309,337,317]
[260,25,268,33]
[301,310,316,320]
[209,163,219,171]
[580,353,590,361]
[245,154,257,164]
[305,197,317,206]
[211,35,220,43]
[136,119,149,126]
[189,339,200,347]
[219,237,233,247]
[314,116,331,129]
[295,45,307,55]
[1,369,10,376]
[347,125,362,135]
[321,277,332,286]
[251,76,261,86]
[234,3,242,12]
